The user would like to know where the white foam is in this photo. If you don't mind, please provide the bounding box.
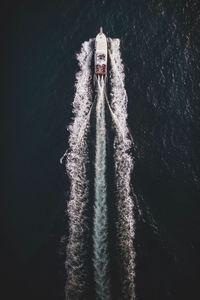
[109,38,136,300]
[62,40,93,299]
[93,76,111,300]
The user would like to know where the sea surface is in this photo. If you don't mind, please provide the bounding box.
[1,0,200,299]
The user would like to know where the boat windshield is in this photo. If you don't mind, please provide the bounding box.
[97,54,105,60]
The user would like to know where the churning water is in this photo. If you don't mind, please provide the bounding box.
[62,37,136,299]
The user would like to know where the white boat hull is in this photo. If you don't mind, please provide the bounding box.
[95,28,107,75]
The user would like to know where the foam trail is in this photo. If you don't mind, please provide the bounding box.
[93,76,111,300]
[61,40,93,300]
[109,39,136,300]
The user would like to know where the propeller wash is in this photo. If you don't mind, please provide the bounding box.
[61,28,136,300]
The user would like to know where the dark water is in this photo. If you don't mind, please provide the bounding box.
[1,0,200,299]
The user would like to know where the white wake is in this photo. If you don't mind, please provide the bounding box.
[62,37,136,300]
[109,38,136,300]
[93,76,111,300]
[61,40,93,300]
